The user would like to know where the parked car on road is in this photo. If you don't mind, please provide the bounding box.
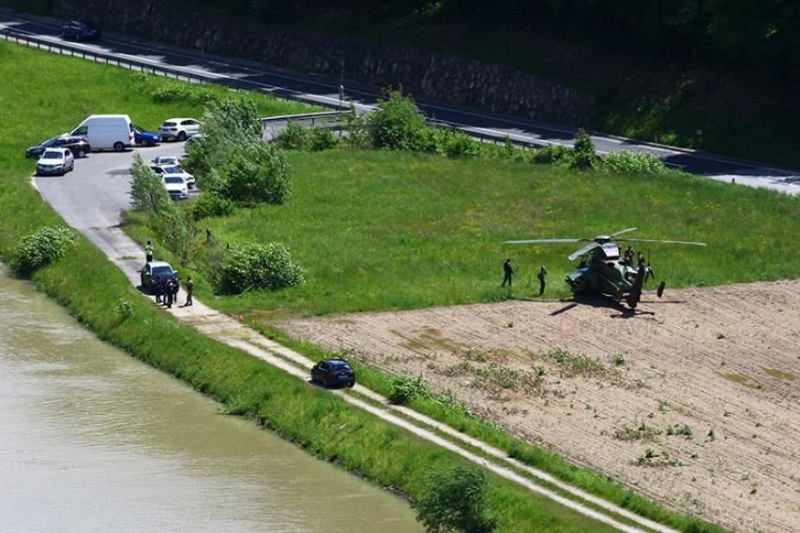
[159,118,201,141]
[26,135,90,159]
[162,175,189,200]
[36,148,74,176]
[132,124,161,146]
[140,260,179,295]
[69,114,134,152]
[61,20,101,42]
[310,358,356,388]
[151,164,195,187]
[151,155,180,166]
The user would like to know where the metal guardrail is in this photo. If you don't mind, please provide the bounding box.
[0,28,552,151]
[0,30,209,84]
[261,110,353,127]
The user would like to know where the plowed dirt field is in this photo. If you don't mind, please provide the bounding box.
[279,281,800,532]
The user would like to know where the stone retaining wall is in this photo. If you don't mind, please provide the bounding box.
[53,0,593,125]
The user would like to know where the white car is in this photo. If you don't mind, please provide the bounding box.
[151,155,181,166]
[162,175,189,200]
[159,118,201,142]
[36,148,74,176]
[151,164,195,188]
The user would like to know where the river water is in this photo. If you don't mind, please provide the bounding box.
[0,270,421,532]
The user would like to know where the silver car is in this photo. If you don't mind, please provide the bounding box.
[36,148,74,176]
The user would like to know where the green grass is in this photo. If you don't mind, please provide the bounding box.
[0,38,736,531]
[0,39,637,532]
[142,148,800,319]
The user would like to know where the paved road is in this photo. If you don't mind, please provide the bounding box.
[34,143,188,230]
[3,8,800,195]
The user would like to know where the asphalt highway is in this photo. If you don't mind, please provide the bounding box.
[4,8,799,195]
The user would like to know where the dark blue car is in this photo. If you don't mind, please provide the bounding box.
[132,124,161,147]
[311,358,356,388]
[61,20,101,42]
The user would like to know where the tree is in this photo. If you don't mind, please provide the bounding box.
[413,466,498,533]
[221,142,292,205]
[367,88,428,150]
[182,96,263,184]
[129,153,171,212]
[571,128,597,170]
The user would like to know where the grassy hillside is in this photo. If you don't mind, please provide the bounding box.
[120,147,800,319]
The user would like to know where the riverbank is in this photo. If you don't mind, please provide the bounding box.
[0,39,729,531]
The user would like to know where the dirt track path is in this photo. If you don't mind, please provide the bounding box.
[278,282,800,532]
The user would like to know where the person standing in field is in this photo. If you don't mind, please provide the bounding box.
[144,240,154,263]
[537,265,548,295]
[501,258,514,288]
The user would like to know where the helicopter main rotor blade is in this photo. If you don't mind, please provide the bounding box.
[616,238,707,246]
[568,241,601,261]
[504,238,584,245]
[611,227,637,237]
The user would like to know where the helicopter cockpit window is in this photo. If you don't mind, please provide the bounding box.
[600,243,620,259]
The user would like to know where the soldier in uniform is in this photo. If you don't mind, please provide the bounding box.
[537,265,548,295]
[501,258,514,287]
[184,276,194,306]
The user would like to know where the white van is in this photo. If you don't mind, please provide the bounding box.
[70,114,134,152]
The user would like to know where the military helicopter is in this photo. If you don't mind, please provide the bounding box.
[505,228,706,309]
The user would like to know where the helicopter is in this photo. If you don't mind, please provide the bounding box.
[505,228,706,309]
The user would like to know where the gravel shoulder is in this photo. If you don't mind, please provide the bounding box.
[277,281,800,532]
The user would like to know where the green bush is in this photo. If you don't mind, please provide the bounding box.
[129,153,171,213]
[367,89,428,150]
[274,123,339,151]
[532,144,572,165]
[308,127,339,151]
[190,192,236,220]
[12,225,77,277]
[441,130,480,157]
[601,150,668,175]
[221,142,292,205]
[413,466,498,533]
[216,242,304,294]
[389,374,431,405]
[273,121,310,149]
[571,128,598,170]
[183,96,263,180]
[150,79,222,106]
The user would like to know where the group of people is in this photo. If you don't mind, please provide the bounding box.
[155,276,181,308]
[145,240,194,308]
[501,259,548,296]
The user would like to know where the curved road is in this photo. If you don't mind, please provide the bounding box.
[3,7,799,195]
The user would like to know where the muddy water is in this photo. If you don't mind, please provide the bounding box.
[0,272,421,533]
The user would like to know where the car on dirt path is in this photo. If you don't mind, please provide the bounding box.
[140,260,179,295]
[310,358,356,388]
